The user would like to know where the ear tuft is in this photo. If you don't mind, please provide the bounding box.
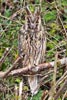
[25,6,31,15]
[34,7,41,16]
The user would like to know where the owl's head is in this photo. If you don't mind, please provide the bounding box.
[25,6,41,32]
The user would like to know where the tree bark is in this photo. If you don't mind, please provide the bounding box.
[0,57,67,78]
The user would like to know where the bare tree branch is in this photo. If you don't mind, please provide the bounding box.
[0,57,67,78]
[2,56,21,78]
[54,80,67,100]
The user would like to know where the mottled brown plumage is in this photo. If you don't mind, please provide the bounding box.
[18,6,46,95]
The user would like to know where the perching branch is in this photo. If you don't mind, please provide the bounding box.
[0,57,67,78]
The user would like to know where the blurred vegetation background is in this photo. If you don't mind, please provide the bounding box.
[0,0,67,100]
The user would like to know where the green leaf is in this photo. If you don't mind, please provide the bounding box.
[44,10,56,22]
[4,9,11,17]
[29,5,35,12]
[47,42,54,50]
[28,89,43,100]
[35,0,40,4]
[62,0,67,6]
[15,78,21,84]
[23,86,29,91]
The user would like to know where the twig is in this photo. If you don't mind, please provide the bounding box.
[2,56,21,78]
[62,90,67,100]
[54,0,67,37]
[54,80,67,100]
[56,71,67,87]
[0,13,22,25]
[48,52,58,100]
[0,47,13,67]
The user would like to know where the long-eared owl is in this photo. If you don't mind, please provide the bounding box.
[18,6,46,95]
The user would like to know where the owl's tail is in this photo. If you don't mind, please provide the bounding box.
[28,75,38,95]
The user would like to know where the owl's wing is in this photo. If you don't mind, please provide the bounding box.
[42,27,46,62]
[18,25,30,67]
[18,25,26,67]
[34,27,46,65]
[18,27,24,57]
